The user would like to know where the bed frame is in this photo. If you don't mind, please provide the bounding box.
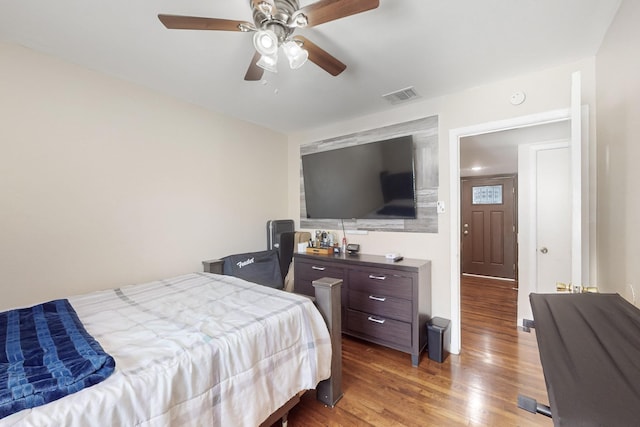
[202,259,343,426]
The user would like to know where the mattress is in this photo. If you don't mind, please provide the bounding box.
[0,273,332,426]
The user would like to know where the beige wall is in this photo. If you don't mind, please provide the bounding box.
[596,0,640,302]
[0,41,288,310]
[288,58,597,326]
[1,30,616,324]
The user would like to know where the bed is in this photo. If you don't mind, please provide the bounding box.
[1,272,337,426]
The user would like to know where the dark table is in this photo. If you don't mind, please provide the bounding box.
[529,293,640,426]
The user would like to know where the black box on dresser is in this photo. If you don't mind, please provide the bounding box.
[293,252,431,366]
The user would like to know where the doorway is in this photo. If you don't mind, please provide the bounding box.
[449,109,580,354]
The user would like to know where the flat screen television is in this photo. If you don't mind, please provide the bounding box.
[301,135,417,220]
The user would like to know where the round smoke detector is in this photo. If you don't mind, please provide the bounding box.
[510,91,526,105]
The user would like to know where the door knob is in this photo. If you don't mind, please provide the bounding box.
[540,247,548,254]
[463,230,469,235]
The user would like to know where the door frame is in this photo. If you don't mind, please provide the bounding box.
[448,108,574,354]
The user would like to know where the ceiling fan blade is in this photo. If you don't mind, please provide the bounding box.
[158,14,252,32]
[293,36,346,76]
[244,51,265,81]
[296,0,379,27]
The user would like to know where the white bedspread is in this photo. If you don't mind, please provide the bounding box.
[1,273,332,426]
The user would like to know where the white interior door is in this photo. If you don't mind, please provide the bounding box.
[536,146,572,293]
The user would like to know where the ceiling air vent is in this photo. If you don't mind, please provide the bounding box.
[382,86,420,105]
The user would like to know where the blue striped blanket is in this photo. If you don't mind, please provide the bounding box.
[0,299,115,419]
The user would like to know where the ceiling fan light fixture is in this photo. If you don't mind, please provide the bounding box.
[253,29,278,56]
[257,53,278,73]
[282,40,308,69]
[160,0,381,80]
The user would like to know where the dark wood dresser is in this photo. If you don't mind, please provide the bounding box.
[294,252,431,366]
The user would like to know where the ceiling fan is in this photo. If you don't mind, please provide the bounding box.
[158,0,380,81]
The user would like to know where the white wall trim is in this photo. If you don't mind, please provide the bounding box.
[571,71,583,289]
[448,108,571,355]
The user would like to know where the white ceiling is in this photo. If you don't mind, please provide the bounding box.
[0,0,621,134]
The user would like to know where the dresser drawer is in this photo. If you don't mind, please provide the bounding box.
[295,260,344,297]
[348,289,412,323]
[296,260,344,280]
[347,309,412,348]
[349,269,413,300]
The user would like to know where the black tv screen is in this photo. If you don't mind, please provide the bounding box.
[301,136,417,220]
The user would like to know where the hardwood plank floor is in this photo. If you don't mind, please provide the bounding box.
[284,276,552,426]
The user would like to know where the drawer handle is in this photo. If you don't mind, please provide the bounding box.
[368,295,387,302]
[368,274,386,280]
[367,316,386,324]
[312,266,326,271]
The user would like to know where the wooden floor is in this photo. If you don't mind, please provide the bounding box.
[284,275,552,426]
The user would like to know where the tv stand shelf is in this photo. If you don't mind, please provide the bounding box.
[293,252,431,366]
